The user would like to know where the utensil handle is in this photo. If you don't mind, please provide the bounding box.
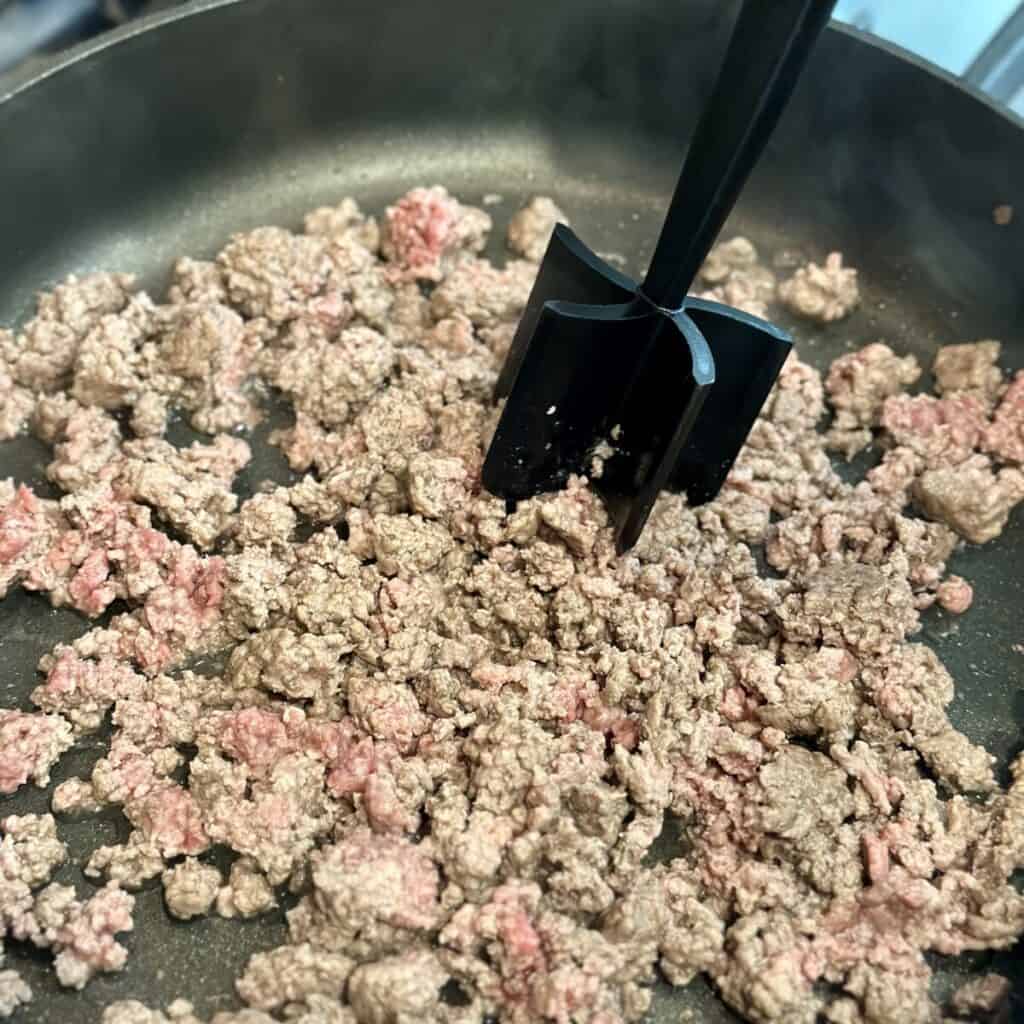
[640,0,837,311]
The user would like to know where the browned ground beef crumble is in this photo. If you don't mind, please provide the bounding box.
[0,187,1021,1024]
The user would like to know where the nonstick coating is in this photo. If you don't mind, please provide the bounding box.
[0,1,1022,1021]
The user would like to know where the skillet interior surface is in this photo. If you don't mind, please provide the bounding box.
[0,1,1022,1020]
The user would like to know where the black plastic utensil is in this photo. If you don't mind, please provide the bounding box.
[482,0,838,552]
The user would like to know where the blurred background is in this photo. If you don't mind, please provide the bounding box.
[3,0,1024,117]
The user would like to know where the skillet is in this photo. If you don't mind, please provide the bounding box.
[0,1,1022,1019]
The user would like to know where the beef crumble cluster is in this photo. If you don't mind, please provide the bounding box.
[0,187,1022,1024]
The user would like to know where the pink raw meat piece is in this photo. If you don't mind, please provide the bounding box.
[119,547,226,673]
[0,485,61,595]
[382,186,489,282]
[936,576,973,615]
[22,486,166,617]
[32,648,148,732]
[0,711,74,794]
[325,729,379,798]
[91,736,167,806]
[216,707,380,791]
[129,783,209,858]
[983,370,1024,463]
[52,883,135,990]
[217,708,294,778]
[880,392,988,466]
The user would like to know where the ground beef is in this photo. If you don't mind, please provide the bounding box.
[236,943,353,1012]
[51,777,103,816]
[162,859,222,920]
[101,1000,201,1024]
[933,340,1004,408]
[694,237,777,319]
[217,227,332,324]
[880,392,989,467]
[113,435,251,550]
[0,713,74,794]
[983,369,1024,463]
[0,966,31,1020]
[381,186,491,282]
[4,272,135,392]
[936,574,973,614]
[304,196,381,252]
[823,343,921,457]
[215,859,276,920]
[153,302,264,435]
[85,832,165,890]
[287,829,441,959]
[914,455,1024,543]
[0,194,1020,1024]
[0,815,67,892]
[0,349,34,442]
[430,257,536,328]
[506,196,568,262]
[949,973,1011,1020]
[777,252,859,323]
[69,295,158,411]
[43,402,123,493]
[347,948,447,1024]
[11,881,134,990]
[270,326,395,431]
[779,562,918,656]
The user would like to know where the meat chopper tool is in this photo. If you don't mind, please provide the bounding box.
[482,0,837,552]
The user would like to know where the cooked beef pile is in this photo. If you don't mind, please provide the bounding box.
[0,187,1022,1024]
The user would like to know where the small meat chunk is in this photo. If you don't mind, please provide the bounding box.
[778,251,859,322]
[382,186,491,281]
[880,392,988,467]
[158,302,262,434]
[71,298,156,410]
[430,257,535,328]
[0,712,74,794]
[287,829,440,958]
[161,859,221,920]
[824,342,921,456]
[347,948,448,1024]
[914,455,1024,543]
[1,814,68,887]
[7,272,135,391]
[506,196,568,262]
[949,973,1010,1020]
[0,969,31,1019]
[933,340,1004,408]
[695,237,777,319]
[216,859,276,920]
[407,453,470,521]
[51,777,103,817]
[20,882,136,990]
[304,196,381,251]
[115,436,251,550]
[271,326,395,429]
[757,747,854,840]
[983,369,1024,464]
[233,489,297,548]
[218,227,331,322]
[225,628,349,701]
[85,832,165,890]
[936,575,973,614]
[779,563,917,656]
[236,943,353,1011]
[0,360,34,442]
